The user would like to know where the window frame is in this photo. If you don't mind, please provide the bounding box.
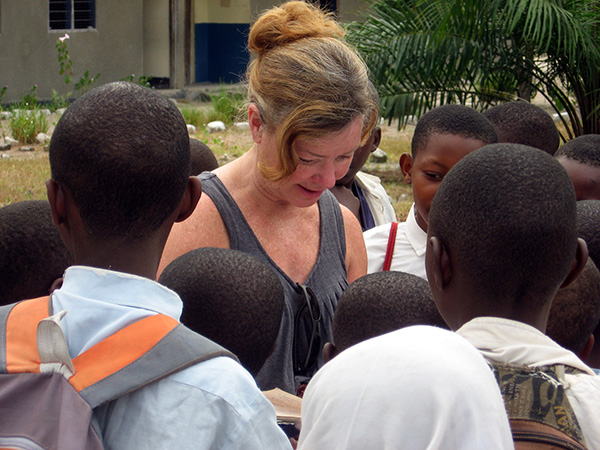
[49,0,96,31]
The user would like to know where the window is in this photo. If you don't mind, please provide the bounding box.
[49,0,95,30]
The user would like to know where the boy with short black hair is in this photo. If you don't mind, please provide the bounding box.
[323,271,447,361]
[483,101,560,155]
[555,134,600,200]
[546,258,600,362]
[364,104,497,277]
[0,200,73,306]
[159,247,284,377]
[44,81,291,449]
[427,143,599,447]
[574,199,600,369]
[189,138,218,175]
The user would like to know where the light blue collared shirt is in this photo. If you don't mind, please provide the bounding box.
[52,266,292,450]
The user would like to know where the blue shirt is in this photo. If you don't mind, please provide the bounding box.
[52,266,292,450]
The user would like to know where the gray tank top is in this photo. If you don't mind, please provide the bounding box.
[199,172,348,393]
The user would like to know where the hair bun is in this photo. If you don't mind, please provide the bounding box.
[248,1,344,56]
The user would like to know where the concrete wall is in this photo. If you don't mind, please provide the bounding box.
[143,0,170,79]
[0,0,144,103]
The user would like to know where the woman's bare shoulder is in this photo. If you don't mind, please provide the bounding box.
[158,193,230,276]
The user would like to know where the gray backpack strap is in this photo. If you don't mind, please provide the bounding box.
[0,303,18,373]
[81,323,238,409]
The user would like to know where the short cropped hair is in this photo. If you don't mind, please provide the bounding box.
[158,247,284,377]
[332,272,448,353]
[411,104,498,158]
[483,101,560,155]
[49,82,191,242]
[546,258,600,354]
[189,138,218,175]
[0,200,73,306]
[247,1,378,181]
[577,200,600,266]
[555,134,600,167]
[429,144,577,309]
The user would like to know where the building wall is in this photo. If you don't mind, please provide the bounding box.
[194,0,250,83]
[143,0,170,79]
[0,0,144,103]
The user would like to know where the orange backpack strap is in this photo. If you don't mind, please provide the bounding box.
[0,296,51,374]
[0,297,238,409]
[382,222,399,271]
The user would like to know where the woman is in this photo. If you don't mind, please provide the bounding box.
[159,1,378,393]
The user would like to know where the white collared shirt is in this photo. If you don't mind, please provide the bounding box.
[354,171,397,227]
[51,266,292,450]
[458,317,600,449]
[363,203,427,277]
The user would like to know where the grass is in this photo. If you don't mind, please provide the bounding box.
[0,104,414,218]
[0,157,51,207]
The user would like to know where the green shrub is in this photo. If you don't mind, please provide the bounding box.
[210,89,245,124]
[10,110,49,144]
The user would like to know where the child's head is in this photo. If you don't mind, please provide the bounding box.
[577,200,600,266]
[335,81,381,187]
[335,126,381,188]
[158,247,284,377]
[0,200,73,306]
[427,143,586,331]
[189,138,218,175]
[483,101,560,155]
[325,271,447,360]
[555,135,600,200]
[401,104,497,231]
[546,258,600,360]
[48,82,198,252]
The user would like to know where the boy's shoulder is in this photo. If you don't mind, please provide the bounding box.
[95,355,289,449]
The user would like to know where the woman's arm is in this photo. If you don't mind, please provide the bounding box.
[340,205,368,283]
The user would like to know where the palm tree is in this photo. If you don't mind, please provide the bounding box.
[348,0,600,140]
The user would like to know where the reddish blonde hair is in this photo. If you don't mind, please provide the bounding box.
[247,1,378,181]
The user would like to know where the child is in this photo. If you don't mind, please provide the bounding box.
[483,101,560,155]
[298,326,514,449]
[330,125,397,231]
[555,134,600,200]
[427,143,599,447]
[0,200,73,306]
[323,271,447,361]
[45,82,291,448]
[575,199,600,369]
[329,83,396,230]
[159,247,284,377]
[546,258,600,363]
[189,137,218,175]
[363,104,497,277]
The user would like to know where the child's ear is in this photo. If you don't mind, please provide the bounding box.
[427,236,453,291]
[174,176,202,223]
[561,238,589,289]
[46,179,66,226]
[248,104,264,144]
[322,342,338,364]
[371,127,382,152]
[578,334,595,362]
[399,153,413,184]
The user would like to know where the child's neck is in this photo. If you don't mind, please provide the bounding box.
[73,238,164,280]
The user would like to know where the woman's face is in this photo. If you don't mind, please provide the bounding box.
[280,117,364,207]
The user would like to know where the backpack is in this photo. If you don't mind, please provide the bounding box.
[490,361,589,450]
[0,296,237,449]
